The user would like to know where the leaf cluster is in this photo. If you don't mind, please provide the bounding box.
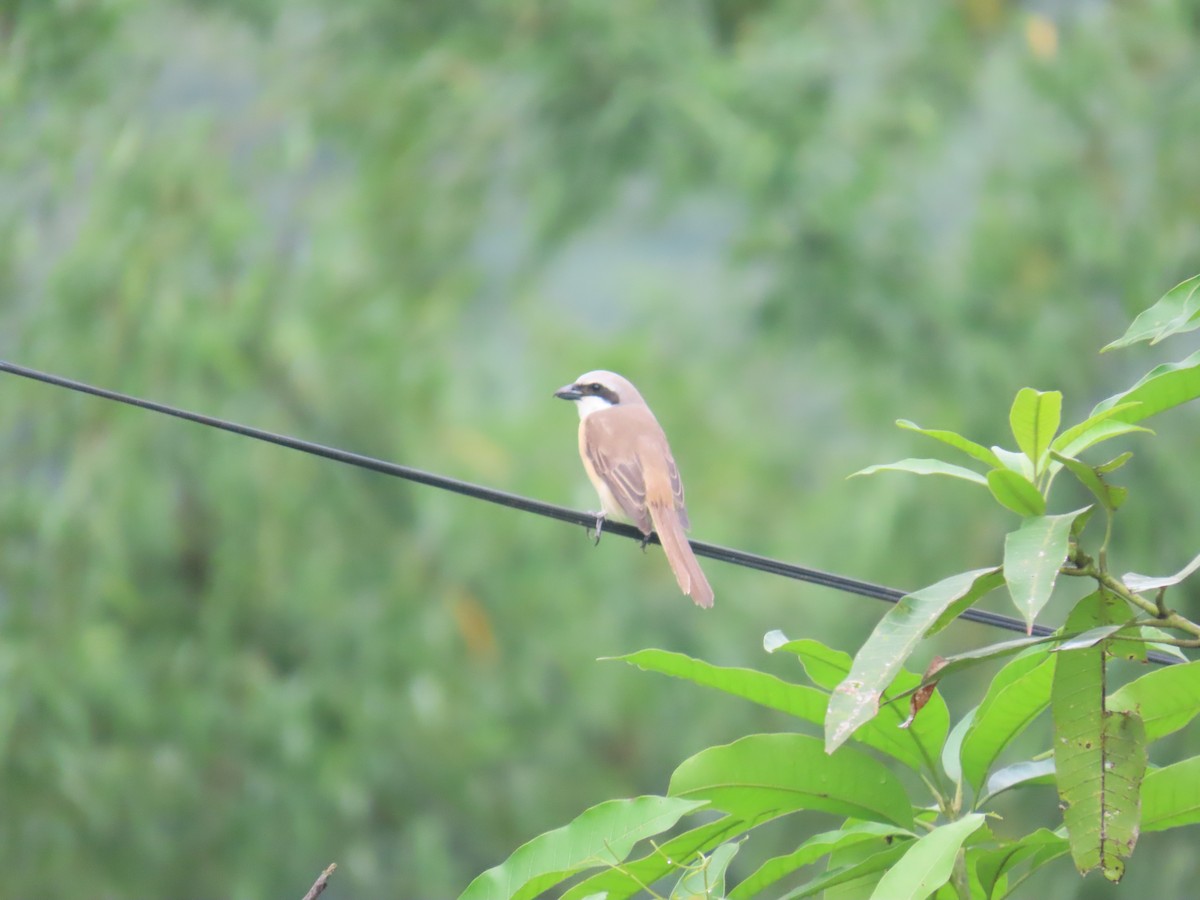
[465,280,1200,898]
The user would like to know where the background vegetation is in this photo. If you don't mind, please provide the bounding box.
[1,1,1198,897]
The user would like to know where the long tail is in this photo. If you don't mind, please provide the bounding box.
[649,504,714,608]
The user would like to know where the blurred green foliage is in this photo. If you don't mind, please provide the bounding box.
[1,1,1198,897]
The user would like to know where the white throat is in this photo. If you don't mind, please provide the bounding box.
[574,394,614,420]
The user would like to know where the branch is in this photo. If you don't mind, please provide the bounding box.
[301,863,337,900]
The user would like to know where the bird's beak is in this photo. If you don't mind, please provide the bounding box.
[554,383,582,401]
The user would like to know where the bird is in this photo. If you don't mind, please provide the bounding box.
[554,370,714,608]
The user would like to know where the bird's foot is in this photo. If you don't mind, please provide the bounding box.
[587,512,606,546]
[639,533,652,552]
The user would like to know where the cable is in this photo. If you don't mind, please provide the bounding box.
[0,358,1179,664]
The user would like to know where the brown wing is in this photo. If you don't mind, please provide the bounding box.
[582,406,654,532]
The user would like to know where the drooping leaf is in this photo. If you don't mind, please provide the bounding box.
[1141,756,1200,832]
[1122,550,1200,593]
[459,795,708,900]
[1009,388,1062,472]
[767,636,949,773]
[851,458,987,486]
[729,823,910,900]
[1051,597,1146,883]
[1103,274,1200,350]
[1108,660,1200,742]
[669,733,914,829]
[987,469,1045,517]
[895,420,1003,468]
[960,649,1056,794]
[1091,349,1200,423]
[825,569,1002,754]
[867,814,987,900]
[1003,510,1084,633]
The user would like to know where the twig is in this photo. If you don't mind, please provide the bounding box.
[301,863,337,900]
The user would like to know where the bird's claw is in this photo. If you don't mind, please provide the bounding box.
[587,512,606,546]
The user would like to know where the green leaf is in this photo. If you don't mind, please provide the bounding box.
[670,839,741,899]
[960,649,1056,794]
[1137,625,1189,662]
[978,759,1057,806]
[459,795,708,900]
[729,823,909,900]
[1142,756,1200,831]
[612,649,826,723]
[867,814,987,900]
[1003,510,1084,633]
[1123,550,1200,593]
[1049,421,1151,470]
[1091,349,1200,423]
[1096,451,1134,474]
[562,816,752,900]
[1103,274,1200,350]
[1108,660,1200,742]
[851,458,987,486]
[670,734,914,829]
[941,709,974,786]
[974,829,1069,899]
[768,637,950,773]
[928,568,1008,636]
[986,469,1045,517]
[1051,597,1146,883]
[825,569,1002,754]
[1050,402,1143,454]
[1009,388,1062,472]
[895,420,1003,468]
[914,635,1058,687]
[777,842,911,899]
[1051,451,1124,510]
[990,446,1035,479]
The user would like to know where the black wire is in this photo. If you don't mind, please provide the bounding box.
[0,359,1179,665]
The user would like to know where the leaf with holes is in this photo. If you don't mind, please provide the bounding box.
[767,636,949,773]
[1052,597,1146,883]
[1003,510,1084,633]
[825,569,1002,754]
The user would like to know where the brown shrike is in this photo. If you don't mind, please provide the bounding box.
[555,370,714,609]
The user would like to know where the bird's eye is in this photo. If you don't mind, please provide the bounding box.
[590,383,603,392]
